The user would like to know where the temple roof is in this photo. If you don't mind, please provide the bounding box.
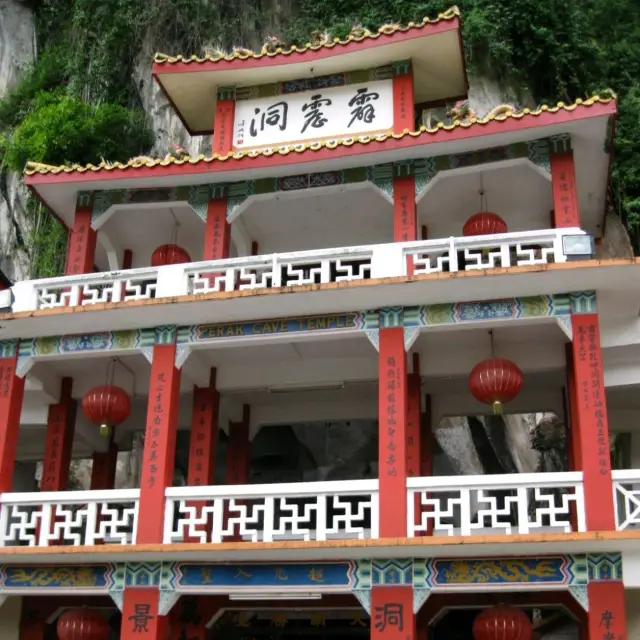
[152,8,466,134]
[24,94,616,178]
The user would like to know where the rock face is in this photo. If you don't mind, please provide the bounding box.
[0,0,36,282]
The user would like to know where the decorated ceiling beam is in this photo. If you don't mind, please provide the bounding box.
[76,134,569,227]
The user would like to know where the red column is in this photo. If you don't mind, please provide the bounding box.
[371,586,415,640]
[64,203,97,275]
[587,582,627,640]
[203,198,231,261]
[392,70,414,134]
[551,151,580,228]
[90,441,119,490]
[185,370,219,543]
[187,369,219,487]
[570,312,614,530]
[226,405,250,485]
[137,344,181,544]
[212,98,235,156]
[40,378,76,492]
[378,327,408,538]
[0,350,25,493]
[393,176,417,243]
[121,588,168,639]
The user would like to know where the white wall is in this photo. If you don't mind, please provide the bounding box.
[0,597,22,640]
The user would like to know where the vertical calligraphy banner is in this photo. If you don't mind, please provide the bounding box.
[392,73,414,134]
[185,374,219,543]
[393,175,417,276]
[570,313,615,530]
[213,100,236,157]
[378,327,408,538]
[371,587,415,640]
[137,344,182,544]
[0,356,24,493]
[551,152,580,228]
[64,206,96,276]
[121,588,167,640]
[587,582,627,640]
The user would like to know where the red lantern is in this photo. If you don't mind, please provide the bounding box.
[473,606,532,640]
[57,609,110,640]
[82,384,131,436]
[151,244,191,267]
[463,212,508,237]
[469,358,523,415]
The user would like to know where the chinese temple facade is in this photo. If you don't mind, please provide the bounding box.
[2,6,640,639]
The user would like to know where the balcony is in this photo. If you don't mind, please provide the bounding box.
[10,228,584,314]
[0,469,636,550]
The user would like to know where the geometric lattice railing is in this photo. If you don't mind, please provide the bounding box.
[11,227,582,312]
[407,471,586,537]
[613,469,640,530]
[0,489,139,547]
[164,479,379,543]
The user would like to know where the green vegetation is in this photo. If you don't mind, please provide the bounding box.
[1,0,640,277]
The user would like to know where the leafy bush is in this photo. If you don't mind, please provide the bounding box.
[3,92,153,171]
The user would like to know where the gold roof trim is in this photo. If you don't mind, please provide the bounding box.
[153,7,460,66]
[24,94,616,177]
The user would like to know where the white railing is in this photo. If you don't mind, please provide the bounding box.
[407,472,585,537]
[0,489,139,547]
[613,469,640,530]
[163,479,378,543]
[10,228,582,312]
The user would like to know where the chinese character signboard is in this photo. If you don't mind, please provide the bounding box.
[233,80,393,150]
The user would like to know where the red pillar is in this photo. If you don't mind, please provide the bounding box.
[185,370,219,543]
[392,68,414,134]
[187,369,219,487]
[137,343,181,544]
[226,405,250,485]
[64,203,97,275]
[551,151,580,228]
[371,586,415,640]
[587,582,627,639]
[393,176,417,243]
[121,587,168,639]
[203,198,231,261]
[40,378,76,492]
[90,441,119,490]
[212,97,236,157]
[378,327,408,538]
[0,349,25,493]
[570,310,614,530]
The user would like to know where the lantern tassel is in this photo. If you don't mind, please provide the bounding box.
[492,400,503,415]
[99,423,110,437]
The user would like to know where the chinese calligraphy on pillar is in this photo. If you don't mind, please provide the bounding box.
[371,587,414,640]
[145,371,166,490]
[587,583,627,640]
[551,153,579,228]
[575,321,610,475]
[233,80,393,150]
[384,355,402,479]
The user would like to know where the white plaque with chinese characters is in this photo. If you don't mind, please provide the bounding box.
[232,79,394,151]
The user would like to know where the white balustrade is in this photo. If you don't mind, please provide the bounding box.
[612,469,640,530]
[406,227,577,275]
[10,228,583,313]
[163,479,378,544]
[407,472,585,537]
[0,489,139,547]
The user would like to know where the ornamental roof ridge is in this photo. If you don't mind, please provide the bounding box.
[153,7,460,66]
[23,93,616,177]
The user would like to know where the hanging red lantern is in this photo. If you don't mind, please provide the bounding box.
[473,605,532,640]
[151,243,191,267]
[469,358,523,415]
[463,212,508,237]
[82,384,131,436]
[57,609,110,640]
